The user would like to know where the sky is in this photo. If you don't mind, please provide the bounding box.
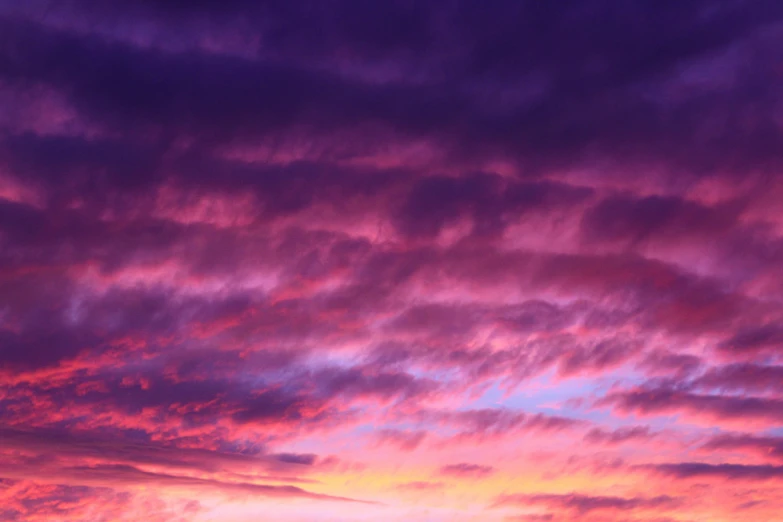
[1,1,783,521]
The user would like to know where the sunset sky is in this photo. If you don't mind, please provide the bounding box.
[2,1,783,521]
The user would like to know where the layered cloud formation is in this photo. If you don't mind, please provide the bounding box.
[1,1,783,520]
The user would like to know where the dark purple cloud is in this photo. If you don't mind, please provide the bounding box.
[718,325,783,355]
[601,387,783,424]
[649,462,783,481]
[580,194,740,245]
[0,427,310,476]
[694,363,783,393]
[2,1,782,173]
[701,434,783,461]
[272,453,319,466]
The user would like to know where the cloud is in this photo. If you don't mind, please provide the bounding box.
[271,453,319,466]
[493,492,680,514]
[0,428,373,505]
[412,408,585,441]
[580,194,739,246]
[637,351,703,377]
[394,174,590,239]
[438,463,495,478]
[583,426,657,446]
[556,338,637,377]
[694,363,783,393]
[0,426,323,486]
[0,481,202,522]
[0,462,369,503]
[3,1,782,173]
[701,433,783,461]
[374,429,428,451]
[601,387,783,425]
[648,462,783,481]
[717,325,783,355]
